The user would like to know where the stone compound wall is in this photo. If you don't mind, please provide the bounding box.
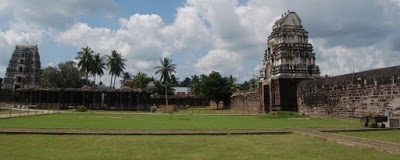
[230,89,261,114]
[298,66,400,118]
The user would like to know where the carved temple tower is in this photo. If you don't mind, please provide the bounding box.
[2,45,41,91]
[261,11,320,112]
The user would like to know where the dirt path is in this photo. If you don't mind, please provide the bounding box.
[294,129,400,155]
[0,109,59,119]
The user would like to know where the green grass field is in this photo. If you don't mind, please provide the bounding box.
[0,134,398,160]
[339,130,400,144]
[0,112,359,129]
[176,108,245,114]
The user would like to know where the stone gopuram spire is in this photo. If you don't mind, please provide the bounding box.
[261,11,320,112]
[2,45,41,91]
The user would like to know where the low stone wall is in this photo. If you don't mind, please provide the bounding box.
[230,89,261,113]
[298,66,400,118]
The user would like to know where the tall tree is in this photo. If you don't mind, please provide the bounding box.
[120,72,132,84]
[106,50,126,89]
[170,75,180,87]
[40,61,86,88]
[154,57,176,106]
[191,74,202,95]
[198,71,235,110]
[180,77,191,87]
[129,72,151,89]
[76,47,94,82]
[91,53,105,85]
[40,66,60,88]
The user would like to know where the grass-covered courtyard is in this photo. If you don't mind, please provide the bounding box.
[0,112,359,130]
[0,134,398,160]
[338,130,400,144]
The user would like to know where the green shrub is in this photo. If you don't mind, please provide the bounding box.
[76,105,88,112]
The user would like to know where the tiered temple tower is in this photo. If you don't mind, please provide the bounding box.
[2,45,41,91]
[261,11,320,112]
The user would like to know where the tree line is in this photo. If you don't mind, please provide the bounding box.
[40,46,260,109]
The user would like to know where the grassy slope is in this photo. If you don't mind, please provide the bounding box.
[339,130,400,144]
[0,113,359,129]
[0,134,398,160]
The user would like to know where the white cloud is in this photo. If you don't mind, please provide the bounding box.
[315,42,400,76]
[160,4,211,51]
[4,0,117,30]
[0,25,44,69]
[56,14,168,75]
[2,0,400,83]
[0,0,8,9]
[55,0,400,81]
[195,49,243,75]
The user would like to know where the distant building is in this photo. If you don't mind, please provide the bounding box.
[173,87,192,96]
[2,45,41,91]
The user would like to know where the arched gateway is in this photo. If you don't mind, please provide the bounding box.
[261,11,320,112]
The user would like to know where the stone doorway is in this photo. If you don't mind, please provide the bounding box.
[263,85,270,113]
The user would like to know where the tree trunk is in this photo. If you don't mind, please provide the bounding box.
[113,76,117,89]
[216,102,219,110]
[94,75,96,86]
[165,84,168,106]
[110,75,113,89]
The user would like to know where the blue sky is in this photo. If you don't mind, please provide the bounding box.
[1,0,400,84]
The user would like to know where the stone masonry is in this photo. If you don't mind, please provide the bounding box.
[298,66,400,118]
[2,45,41,91]
[261,11,320,112]
[230,89,261,114]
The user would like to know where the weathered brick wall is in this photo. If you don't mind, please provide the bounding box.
[298,66,400,118]
[230,89,261,113]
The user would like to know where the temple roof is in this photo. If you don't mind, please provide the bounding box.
[273,11,302,29]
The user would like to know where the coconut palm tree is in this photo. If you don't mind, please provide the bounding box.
[106,50,126,89]
[120,72,132,84]
[154,57,176,106]
[76,46,94,81]
[91,53,106,85]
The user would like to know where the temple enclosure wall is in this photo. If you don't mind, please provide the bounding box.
[230,66,400,117]
[297,66,400,118]
[230,89,261,114]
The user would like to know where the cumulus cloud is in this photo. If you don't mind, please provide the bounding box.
[195,49,244,75]
[0,24,44,78]
[56,14,164,74]
[2,0,400,82]
[4,0,118,30]
[54,0,400,80]
[0,0,117,79]
[315,42,400,76]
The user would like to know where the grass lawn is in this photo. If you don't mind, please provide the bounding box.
[0,134,398,160]
[338,130,400,144]
[0,112,359,129]
[176,108,245,114]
